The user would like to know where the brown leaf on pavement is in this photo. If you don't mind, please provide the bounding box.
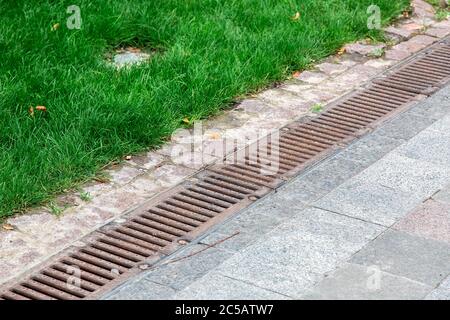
[2,223,14,231]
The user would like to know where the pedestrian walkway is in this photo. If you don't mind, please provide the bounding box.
[105,85,450,300]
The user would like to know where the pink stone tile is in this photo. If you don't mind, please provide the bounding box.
[385,48,411,61]
[106,164,144,185]
[363,59,395,69]
[344,43,386,56]
[386,35,438,60]
[412,0,436,19]
[171,152,219,170]
[426,27,450,38]
[295,71,327,84]
[394,200,450,244]
[149,164,196,188]
[385,26,416,39]
[128,152,166,170]
[317,62,348,75]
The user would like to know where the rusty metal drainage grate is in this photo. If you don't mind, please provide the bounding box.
[375,42,450,95]
[2,39,450,300]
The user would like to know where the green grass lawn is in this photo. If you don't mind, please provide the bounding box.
[0,0,409,218]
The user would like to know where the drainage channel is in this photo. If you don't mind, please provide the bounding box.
[2,39,450,300]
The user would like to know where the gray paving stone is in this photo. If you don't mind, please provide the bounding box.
[200,230,264,253]
[395,129,450,167]
[360,153,450,199]
[434,185,450,204]
[350,229,450,287]
[425,289,450,300]
[216,205,290,236]
[173,273,290,300]
[142,244,234,290]
[376,113,436,140]
[214,208,383,297]
[303,263,432,300]
[275,155,368,204]
[105,279,176,300]
[425,275,450,300]
[338,134,405,166]
[409,86,450,119]
[427,113,450,134]
[248,192,308,219]
[315,178,421,226]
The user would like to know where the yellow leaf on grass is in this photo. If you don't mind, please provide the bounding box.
[28,106,34,117]
[51,23,60,31]
[182,117,190,124]
[292,12,300,21]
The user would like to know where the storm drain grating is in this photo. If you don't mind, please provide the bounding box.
[375,43,450,95]
[2,39,450,300]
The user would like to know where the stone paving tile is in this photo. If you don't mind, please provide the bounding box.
[275,154,368,205]
[315,179,421,227]
[322,64,379,92]
[393,199,450,244]
[408,86,450,120]
[385,35,438,60]
[433,185,450,204]
[344,43,386,56]
[212,203,292,237]
[106,279,177,300]
[302,263,432,300]
[385,26,417,40]
[412,0,435,18]
[106,164,144,185]
[350,229,450,287]
[425,287,450,300]
[200,230,263,253]
[173,273,290,300]
[395,129,450,167]
[363,59,394,69]
[257,89,313,118]
[213,207,383,297]
[360,153,450,199]
[0,230,49,284]
[425,276,450,300]
[427,113,450,134]
[316,62,349,75]
[426,27,450,38]
[297,155,368,193]
[142,244,234,291]
[127,151,166,170]
[295,71,328,84]
[338,133,405,167]
[376,113,436,140]
[280,84,340,105]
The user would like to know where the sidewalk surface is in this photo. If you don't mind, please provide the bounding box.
[105,85,450,300]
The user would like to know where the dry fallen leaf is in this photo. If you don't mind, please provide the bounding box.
[292,71,301,78]
[125,155,132,160]
[36,106,47,112]
[182,117,190,124]
[2,223,14,231]
[208,132,221,140]
[28,106,34,117]
[337,47,346,55]
[292,12,300,21]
